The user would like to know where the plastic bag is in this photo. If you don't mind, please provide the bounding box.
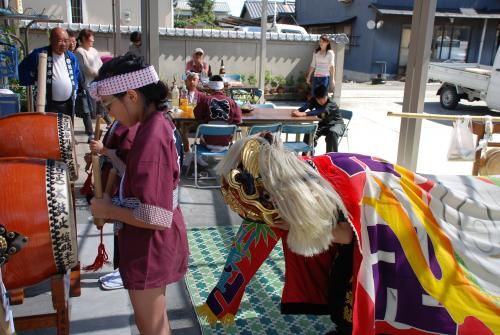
[447,116,475,161]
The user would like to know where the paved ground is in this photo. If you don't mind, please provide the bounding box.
[14,81,498,334]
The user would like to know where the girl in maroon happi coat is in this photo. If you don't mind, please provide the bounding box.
[89,54,189,335]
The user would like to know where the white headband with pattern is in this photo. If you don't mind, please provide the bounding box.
[88,66,159,101]
[208,80,224,90]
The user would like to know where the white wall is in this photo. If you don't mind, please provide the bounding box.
[22,0,69,22]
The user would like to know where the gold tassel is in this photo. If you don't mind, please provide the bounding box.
[195,303,236,326]
[220,313,236,326]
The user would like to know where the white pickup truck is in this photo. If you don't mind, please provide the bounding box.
[428,50,500,111]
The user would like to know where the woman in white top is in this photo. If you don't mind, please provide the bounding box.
[306,34,335,98]
[76,29,110,123]
[76,29,102,86]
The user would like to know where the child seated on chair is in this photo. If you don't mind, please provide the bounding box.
[192,75,242,166]
[291,85,345,153]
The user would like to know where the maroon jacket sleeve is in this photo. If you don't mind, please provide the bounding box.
[230,99,242,124]
[194,94,209,123]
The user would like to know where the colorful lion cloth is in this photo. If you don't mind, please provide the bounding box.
[198,135,500,335]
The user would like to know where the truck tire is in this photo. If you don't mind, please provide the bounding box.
[440,86,459,110]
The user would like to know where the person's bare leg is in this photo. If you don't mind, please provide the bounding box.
[128,286,171,335]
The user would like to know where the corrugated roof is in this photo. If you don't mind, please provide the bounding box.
[19,21,349,44]
[176,1,230,14]
[242,1,295,20]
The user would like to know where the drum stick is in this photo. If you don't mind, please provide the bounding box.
[104,168,117,195]
[36,52,47,113]
[92,117,105,227]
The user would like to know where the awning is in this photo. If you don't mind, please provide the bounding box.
[369,4,500,19]
[297,16,356,26]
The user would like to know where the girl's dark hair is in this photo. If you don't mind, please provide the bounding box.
[130,31,141,43]
[78,28,94,44]
[95,54,168,111]
[315,34,332,53]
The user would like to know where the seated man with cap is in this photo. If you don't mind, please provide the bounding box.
[193,75,242,166]
[186,48,210,75]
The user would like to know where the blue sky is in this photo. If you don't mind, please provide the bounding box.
[228,0,245,16]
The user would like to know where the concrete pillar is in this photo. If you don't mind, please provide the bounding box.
[112,0,121,56]
[163,0,173,28]
[396,0,437,170]
[141,0,159,71]
[334,43,345,105]
[258,0,268,93]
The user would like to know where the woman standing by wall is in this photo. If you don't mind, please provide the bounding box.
[75,29,103,121]
[306,34,335,98]
[67,30,94,141]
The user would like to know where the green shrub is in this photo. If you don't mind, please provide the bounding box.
[247,74,257,86]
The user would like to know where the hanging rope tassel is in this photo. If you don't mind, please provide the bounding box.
[83,117,111,272]
[82,227,109,271]
[80,171,93,195]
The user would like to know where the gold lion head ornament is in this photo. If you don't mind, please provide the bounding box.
[217,133,349,257]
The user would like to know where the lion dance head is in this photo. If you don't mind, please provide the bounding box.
[217,133,347,256]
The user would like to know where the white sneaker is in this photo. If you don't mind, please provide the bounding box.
[98,269,120,283]
[101,273,124,290]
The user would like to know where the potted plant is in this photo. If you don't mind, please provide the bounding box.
[274,75,286,94]
[286,75,295,93]
[270,75,279,94]
[264,70,273,94]
[247,74,257,86]
[296,71,307,97]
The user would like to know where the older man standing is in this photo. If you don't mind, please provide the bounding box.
[19,27,80,118]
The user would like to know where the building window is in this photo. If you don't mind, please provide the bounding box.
[431,25,470,62]
[70,0,83,24]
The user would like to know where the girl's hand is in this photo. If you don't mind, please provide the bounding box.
[90,140,104,155]
[90,193,113,221]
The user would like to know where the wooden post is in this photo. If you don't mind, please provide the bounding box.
[36,52,47,113]
[14,274,70,334]
[396,0,437,170]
